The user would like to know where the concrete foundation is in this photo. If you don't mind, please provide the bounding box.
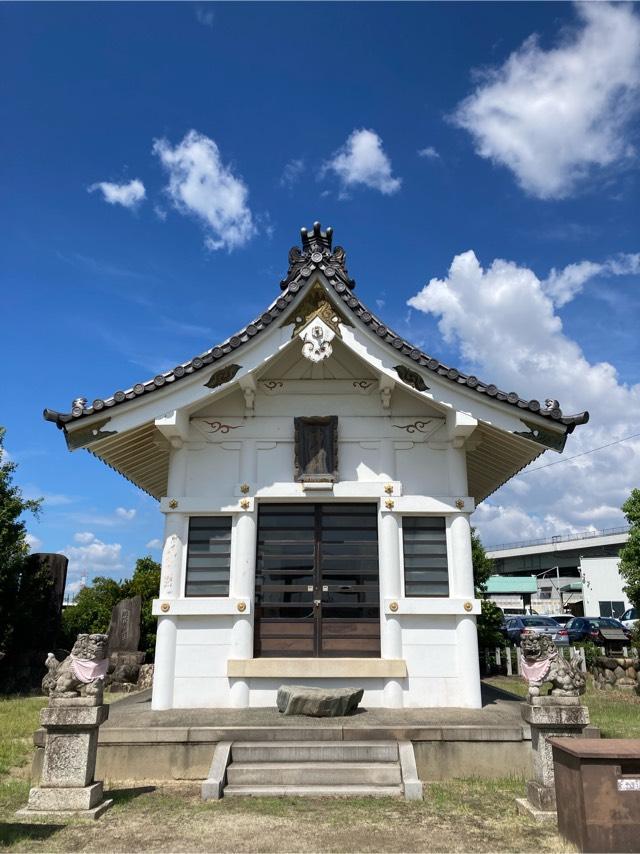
[31,685,535,785]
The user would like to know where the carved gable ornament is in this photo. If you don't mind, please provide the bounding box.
[299,315,335,363]
[282,281,351,363]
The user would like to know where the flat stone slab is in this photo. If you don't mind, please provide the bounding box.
[277,685,364,717]
[17,799,113,821]
[515,798,557,824]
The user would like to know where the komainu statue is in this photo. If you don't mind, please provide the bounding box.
[42,634,109,701]
[520,629,586,700]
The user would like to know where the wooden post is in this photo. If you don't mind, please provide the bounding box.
[506,646,513,676]
[623,646,628,657]
[580,647,587,673]
[495,647,501,667]
[515,645,521,675]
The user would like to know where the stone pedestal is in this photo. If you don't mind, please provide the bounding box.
[18,697,112,819]
[516,697,589,822]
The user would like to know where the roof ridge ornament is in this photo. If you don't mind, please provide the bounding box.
[280,221,355,291]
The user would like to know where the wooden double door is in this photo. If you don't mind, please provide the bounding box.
[254,503,380,657]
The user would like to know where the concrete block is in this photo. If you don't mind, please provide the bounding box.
[27,782,104,811]
[231,740,398,763]
[40,731,98,788]
[226,762,401,787]
[223,784,403,798]
[398,741,423,801]
[201,741,231,801]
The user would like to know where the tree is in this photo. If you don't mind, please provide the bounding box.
[0,426,42,655]
[471,527,494,593]
[619,488,640,612]
[60,576,123,648]
[60,556,160,660]
[121,556,160,659]
[471,528,502,649]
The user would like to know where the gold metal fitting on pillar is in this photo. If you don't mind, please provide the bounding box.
[168,499,179,509]
[240,498,250,510]
[240,483,250,494]
[237,601,247,613]
[384,498,395,510]
[455,498,465,510]
[384,483,394,495]
[389,601,399,613]
[160,602,170,613]
[463,601,473,612]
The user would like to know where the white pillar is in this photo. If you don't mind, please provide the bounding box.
[152,441,188,711]
[152,616,177,710]
[229,511,257,707]
[378,508,403,708]
[449,512,482,709]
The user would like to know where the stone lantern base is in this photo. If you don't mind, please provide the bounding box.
[516,696,589,822]
[18,696,112,820]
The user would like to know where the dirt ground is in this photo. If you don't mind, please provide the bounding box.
[0,778,574,853]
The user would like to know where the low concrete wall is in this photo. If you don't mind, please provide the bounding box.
[414,740,532,781]
[33,736,533,785]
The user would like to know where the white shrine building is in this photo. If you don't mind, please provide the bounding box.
[45,223,588,710]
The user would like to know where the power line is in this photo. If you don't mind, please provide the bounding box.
[519,431,640,476]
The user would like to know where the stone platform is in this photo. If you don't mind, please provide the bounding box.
[32,684,534,784]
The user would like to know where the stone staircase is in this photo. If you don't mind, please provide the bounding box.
[202,740,422,800]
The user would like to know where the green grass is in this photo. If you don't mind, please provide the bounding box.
[484,675,640,738]
[0,696,47,778]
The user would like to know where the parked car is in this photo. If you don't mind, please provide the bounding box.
[501,615,569,646]
[565,616,632,644]
[620,607,638,631]
[547,614,574,627]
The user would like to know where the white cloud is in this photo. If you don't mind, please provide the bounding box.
[543,252,640,307]
[453,3,640,199]
[417,146,440,160]
[280,158,304,188]
[323,129,401,196]
[145,538,162,550]
[26,533,42,551]
[62,533,124,578]
[195,5,214,27]
[115,507,136,520]
[88,179,146,208]
[408,249,640,545]
[153,130,255,251]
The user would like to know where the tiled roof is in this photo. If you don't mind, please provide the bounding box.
[44,222,589,433]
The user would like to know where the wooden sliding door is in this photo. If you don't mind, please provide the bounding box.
[254,503,380,657]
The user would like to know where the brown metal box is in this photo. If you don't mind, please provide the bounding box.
[550,738,640,853]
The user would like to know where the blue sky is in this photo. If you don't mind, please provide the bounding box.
[2,2,639,591]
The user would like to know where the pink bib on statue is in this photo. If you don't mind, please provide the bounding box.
[521,657,551,684]
[70,656,109,683]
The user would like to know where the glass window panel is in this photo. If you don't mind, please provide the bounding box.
[403,517,449,598]
[185,516,231,597]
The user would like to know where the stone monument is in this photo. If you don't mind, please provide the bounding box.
[277,685,363,716]
[20,633,112,819]
[515,630,589,821]
[106,595,145,692]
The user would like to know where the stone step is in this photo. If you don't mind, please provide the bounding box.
[231,740,398,764]
[227,761,402,787]
[224,784,403,798]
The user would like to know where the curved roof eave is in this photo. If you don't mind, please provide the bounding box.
[44,223,589,438]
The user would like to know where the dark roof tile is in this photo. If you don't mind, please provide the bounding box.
[43,223,589,434]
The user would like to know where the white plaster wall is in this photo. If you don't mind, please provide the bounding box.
[580,557,631,616]
[157,369,481,710]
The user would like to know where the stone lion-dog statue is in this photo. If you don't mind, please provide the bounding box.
[520,629,586,700]
[42,633,109,700]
